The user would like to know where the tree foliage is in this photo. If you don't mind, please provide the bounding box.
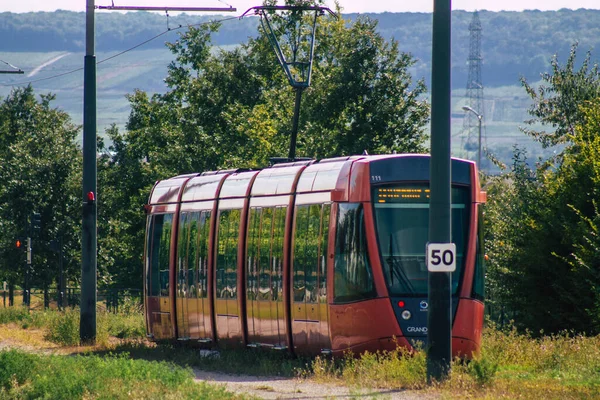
[485,45,600,334]
[0,86,81,290]
[521,43,600,148]
[97,4,429,288]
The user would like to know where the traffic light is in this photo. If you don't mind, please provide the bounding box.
[31,212,41,236]
[15,237,26,251]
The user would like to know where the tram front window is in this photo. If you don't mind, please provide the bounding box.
[372,184,469,296]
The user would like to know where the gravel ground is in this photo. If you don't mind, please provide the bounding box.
[194,370,439,399]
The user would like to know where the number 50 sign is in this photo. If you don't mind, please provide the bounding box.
[427,243,456,272]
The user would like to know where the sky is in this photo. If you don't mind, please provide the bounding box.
[5,0,600,14]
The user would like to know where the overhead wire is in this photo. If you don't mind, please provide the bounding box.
[0,14,241,88]
[0,59,23,72]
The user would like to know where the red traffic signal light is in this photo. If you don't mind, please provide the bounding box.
[16,239,22,248]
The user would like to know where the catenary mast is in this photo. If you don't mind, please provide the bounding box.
[461,11,486,169]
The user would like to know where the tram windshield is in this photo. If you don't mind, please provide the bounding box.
[372,184,470,296]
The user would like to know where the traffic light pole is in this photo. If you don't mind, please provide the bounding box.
[23,237,31,307]
[427,0,452,383]
[81,0,97,345]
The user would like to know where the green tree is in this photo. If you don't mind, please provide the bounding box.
[0,86,81,295]
[485,109,600,334]
[486,43,600,334]
[99,3,429,289]
[544,100,600,333]
[521,43,600,148]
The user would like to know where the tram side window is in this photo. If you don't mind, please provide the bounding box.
[178,211,208,299]
[272,206,286,302]
[259,207,274,301]
[216,209,241,300]
[320,204,331,304]
[247,207,262,301]
[145,216,156,296]
[293,206,310,303]
[197,211,211,299]
[177,212,191,298]
[293,204,330,304]
[472,207,485,301]
[187,213,199,298]
[334,203,375,303]
[147,214,173,297]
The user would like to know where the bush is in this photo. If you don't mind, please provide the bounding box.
[105,312,145,339]
[467,352,499,386]
[0,307,31,325]
[311,344,427,389]
[44,308,80,346]
[0,350,38,390]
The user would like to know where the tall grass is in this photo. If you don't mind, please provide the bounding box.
[307,325,600,399]
[0,306,146,346]
[0,349,248,399]
[99,341,308,378]
[311,346,427,389]
[2,306,599,399]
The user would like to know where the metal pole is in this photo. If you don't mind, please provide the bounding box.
[59,236,64,310]
[96,5,236,11]
[25,237,32,307]
[477,115,482,169]
[428,0,452,383]
[23,259,29,307]
[81,0,97,345]
[461,106,482,168]
[288,87,303,160]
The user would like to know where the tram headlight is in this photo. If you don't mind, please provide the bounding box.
[401,310,412,320]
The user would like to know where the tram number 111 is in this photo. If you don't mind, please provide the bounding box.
[426,243,456,272]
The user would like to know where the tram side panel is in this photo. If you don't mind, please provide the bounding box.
[214,202,244,346]
[175,206,214,342]
[451,171,486,356]
[246,203,287,348]
[145,209,176,339]
[327,201,406,355]
[291,200,332,355]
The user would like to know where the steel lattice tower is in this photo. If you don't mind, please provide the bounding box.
[462,11,486,165]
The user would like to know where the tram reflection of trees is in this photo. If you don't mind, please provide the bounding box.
[246,206,285,308]
[292,204,330,307]
[172,203,333,317]
[177,211,211,300]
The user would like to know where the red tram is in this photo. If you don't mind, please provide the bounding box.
[144,154,486,357]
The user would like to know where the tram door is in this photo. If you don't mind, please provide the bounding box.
[292,204,331,354]
[146,213,174,339]
[246,206,286,347]
[176,211,213,341]
[214,208,242,344]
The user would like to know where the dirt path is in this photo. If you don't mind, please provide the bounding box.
[193,370,438,399]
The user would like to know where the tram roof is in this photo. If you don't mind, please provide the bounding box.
[148,173,198,205]
[148,154,476,205]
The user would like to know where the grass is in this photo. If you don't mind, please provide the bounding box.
[0,306,146,347]
[0,307,251,399]
[1,307,599,399]
[94,340,308,377]
[0,350,249,400]
[306,324,600,399]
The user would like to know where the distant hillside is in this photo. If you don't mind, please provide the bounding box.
[1,9,594,167]
[2,9,600,88]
